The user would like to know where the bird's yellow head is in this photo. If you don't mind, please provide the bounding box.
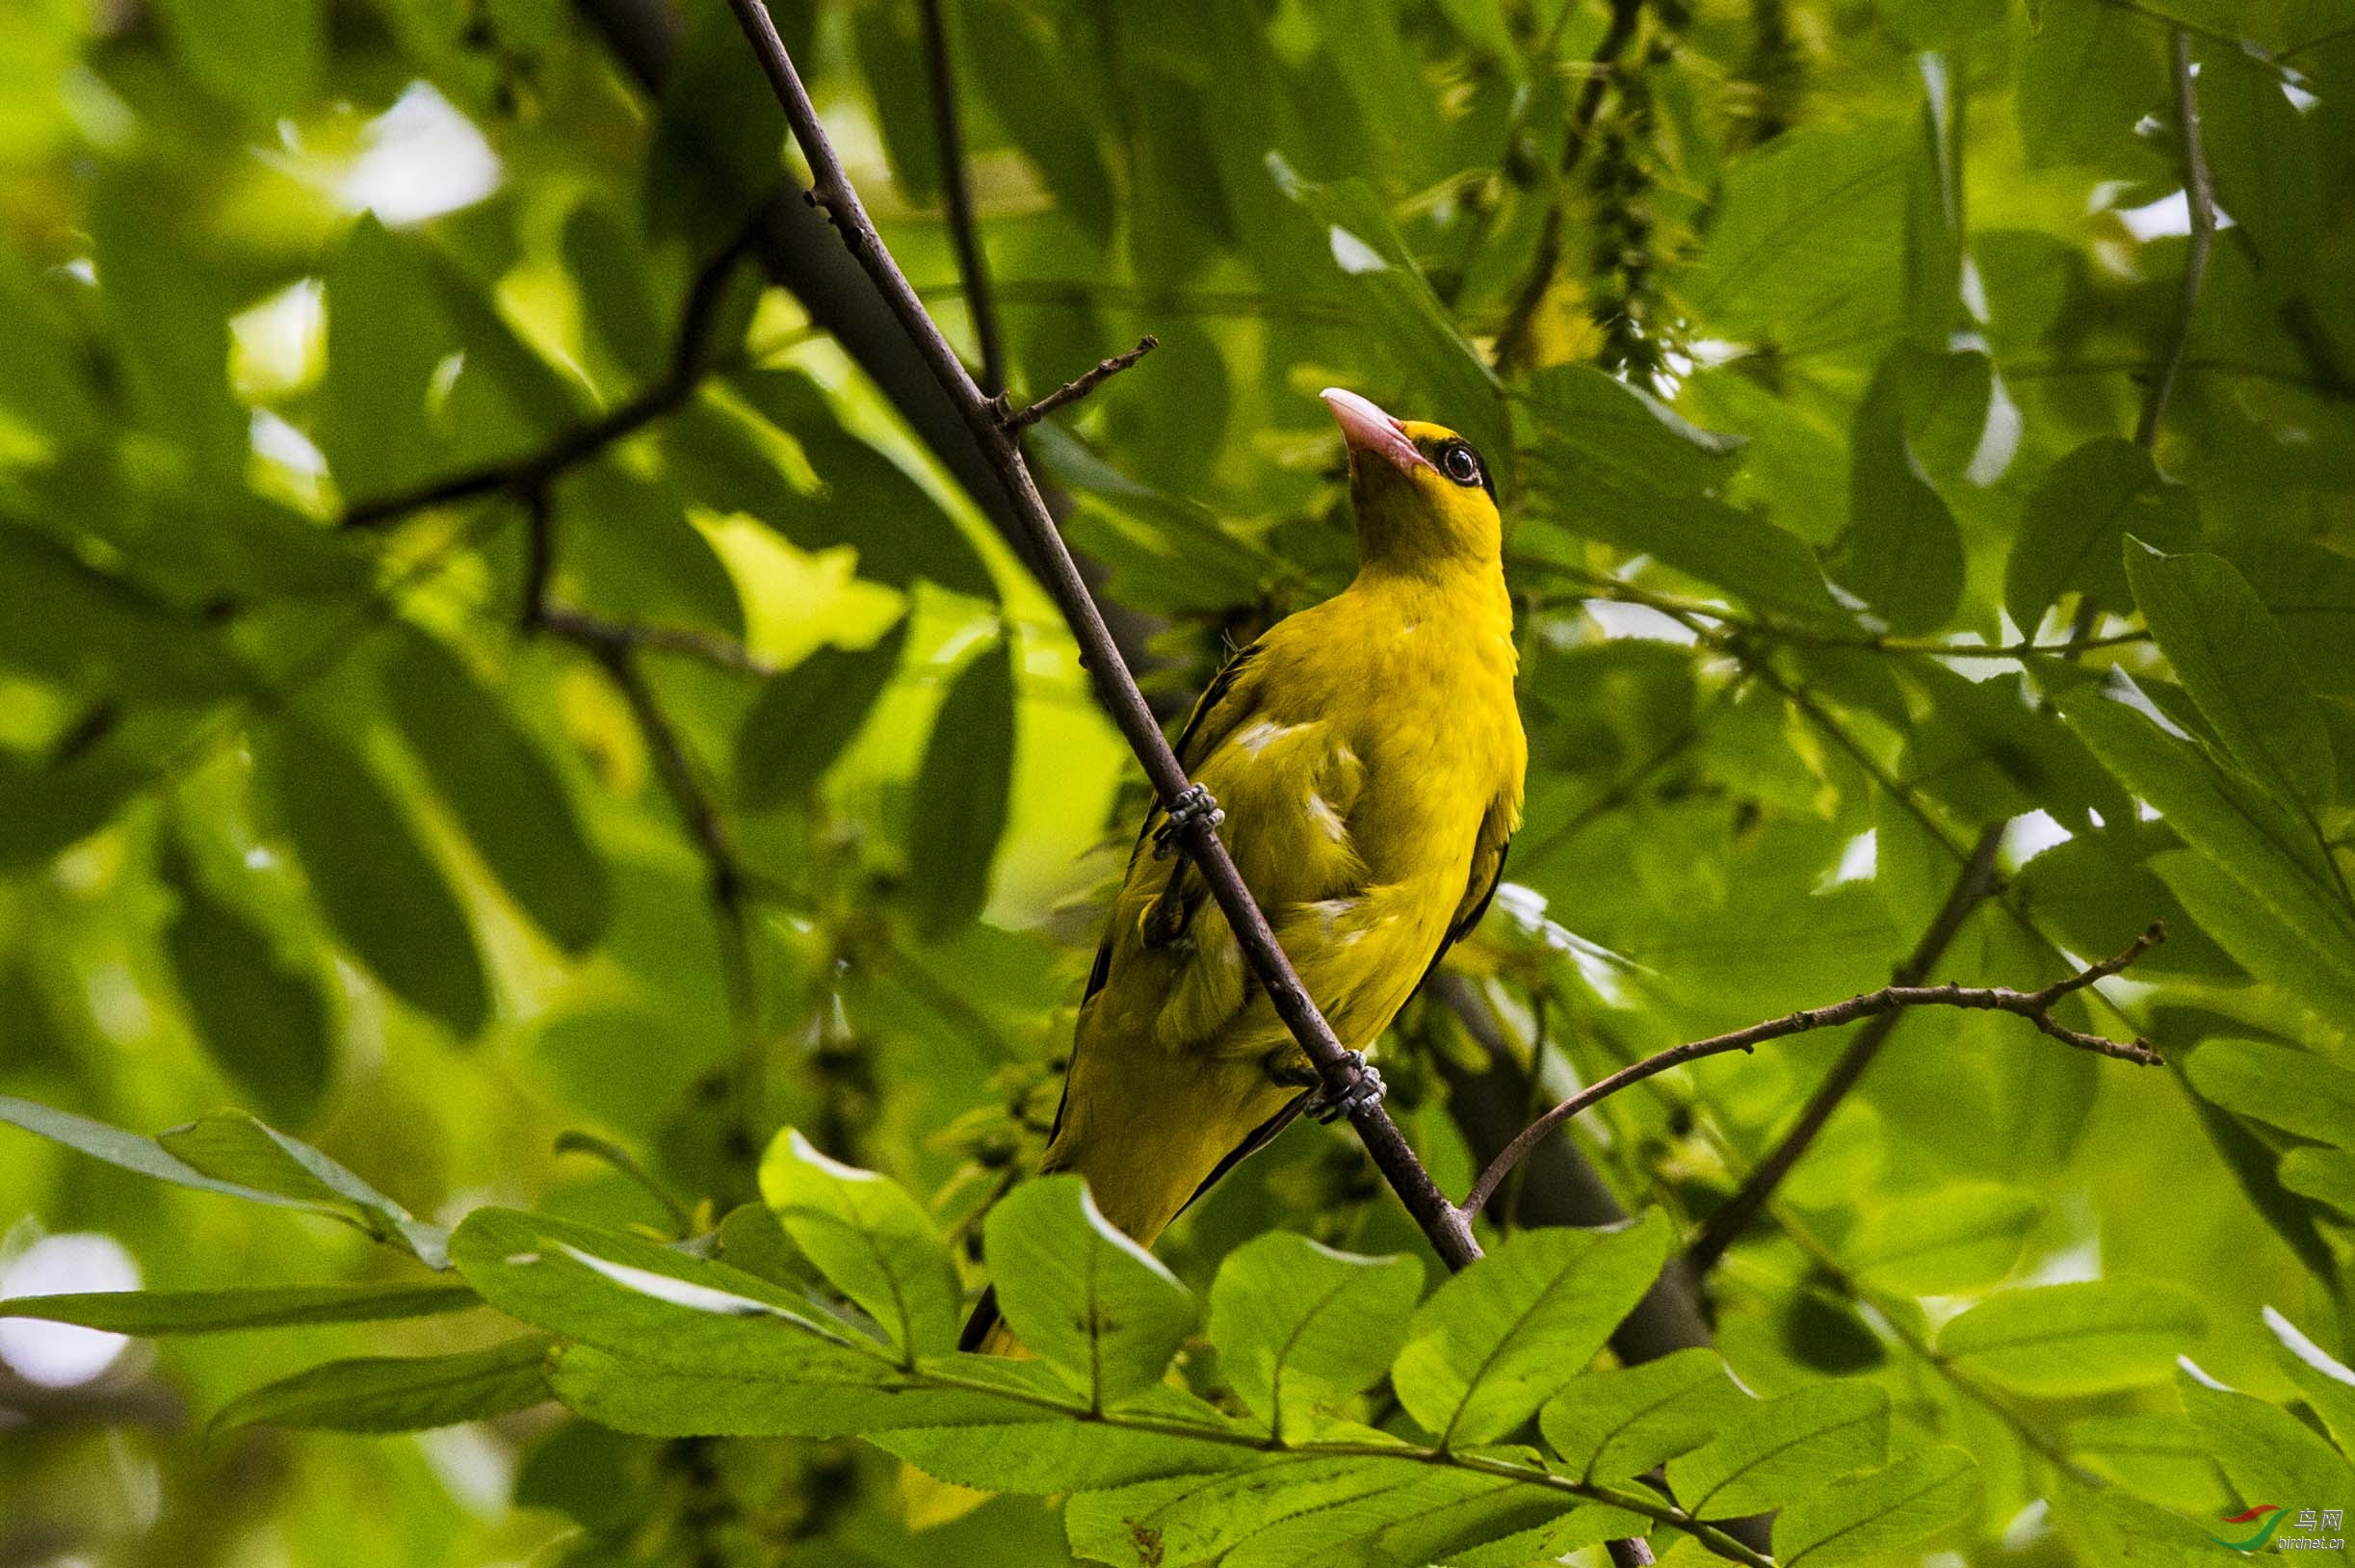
[1321,388,1502,574]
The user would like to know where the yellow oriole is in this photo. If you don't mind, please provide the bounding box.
[963,389,1525,1351]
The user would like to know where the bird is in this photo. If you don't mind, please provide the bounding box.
[961,388,1526,1353]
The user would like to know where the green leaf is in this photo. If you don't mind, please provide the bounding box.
[734,370,997,600]
[158,836,332,1127]
[981,1174,1197,1407]
[1065,1451,1588,1568]
[2017,0,2165,168]
[2178,1365,2355,1508]
[2264,1307,2355,1455]
[958,0,1116,248]
[449,1206,866,1368]
[146,0,320,118]
[2005,437,2196,636]
[2152,849,2355,1021]
[1845,1184,2044,1295]
[0,1095,369,1218]
[544,1342,1086,1447]
[267,719,491,1037]
[0,1282,478,1335]
[1392,1210,1670,1448]
[1772,1445,1978,1566]
[1686,124,1909,352]
[907,635,1017,938]
[316,215,458,501]
[2183,1038,2355,1146]
[90,183,246,478]
[2061,685,2355,1010]
[1538,1346,1751,1485]
[0,517,249,705]
[759,1129,961,1361]
[850,4,938,203]
[381,625,612,954]
[1518,366,1837,620]
[1269,157,1508,473]
[1206,1232,1423,1440]
[1876,0,2004,48]
[214,1337,553,1434]
[156,1111,449,1267]
[2279,1146,2355,1219]
[562,203,666,384]
[1843,353,1966,635]
[2225,536,2355,696]
[643,0,785,250]
[1665,1380,1889,1521]
[868,1385,1255,1493]
[736,618,908,808]
[2127,543,2336,812]
[2200,47,2326,280]
[1937,1280,2204,1396]
[1441,1505,1657,1568]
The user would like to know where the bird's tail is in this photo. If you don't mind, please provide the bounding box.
[958,1283,1020,1355]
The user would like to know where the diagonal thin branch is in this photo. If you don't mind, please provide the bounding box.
[721,0,1481,1269]
[582,632,764,1170]
[342,230,755,531]
[998,336,1159,431]
[1457,924,2165,1223]
[918,0,1004,393]
[1682,823,2004,1277]
[2134,28,2218,451]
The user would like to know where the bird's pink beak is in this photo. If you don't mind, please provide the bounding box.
[1321,388,1430,477]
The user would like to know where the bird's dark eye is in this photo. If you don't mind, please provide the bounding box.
[1441,442,1482,487]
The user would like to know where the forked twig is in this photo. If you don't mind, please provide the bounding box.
[1459,925,2167,1223]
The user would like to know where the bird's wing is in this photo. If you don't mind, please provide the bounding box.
[1081,639,1268,1008]
[1413,796,1514,994]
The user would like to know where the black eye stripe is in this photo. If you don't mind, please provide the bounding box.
[1410,434,1498,501]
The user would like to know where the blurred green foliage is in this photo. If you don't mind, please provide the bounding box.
[2,0,2353,1563]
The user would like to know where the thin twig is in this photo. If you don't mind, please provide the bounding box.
[723,0,1480,1268]
[917,0,1004,393]
[2135,29,2217,450]
[554,1129,696,1235]
[1457,924,2165,1222]
[1512,557,2154,660]
[533,606,777,676]
[589,638,764,1169]
[341,231,753,531]
[1682,824,2005,1277]
[923,276,1356,325]
[999,336,1160,431]
[2283,18,2355,58]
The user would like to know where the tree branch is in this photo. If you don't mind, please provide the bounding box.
[1457,924,2165,1223]
[532,606,776,677]
[2134,28,2218,451]
[1681,823,2004,1278]
[341,230,754,532]
[1431,977,1767,1561]
[720,0,1480,1269]
[998,336,1159,431]
[1511,557,2154,661]
[918,0,1004,393]
[569,0,1168,706]
[580,630,764,1171]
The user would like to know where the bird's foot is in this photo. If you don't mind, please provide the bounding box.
[1304,1051,1385,1124]
[1152,784,1224,860]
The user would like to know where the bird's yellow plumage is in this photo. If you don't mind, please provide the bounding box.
[965,390,1524,1351]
